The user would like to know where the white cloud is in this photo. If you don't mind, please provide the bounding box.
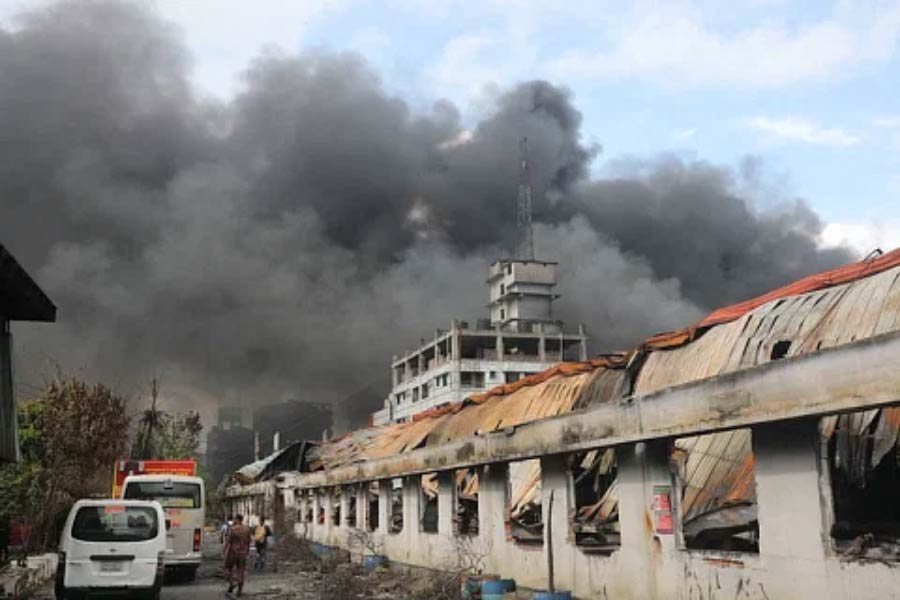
[543,3,900,89]
[743,116,861,147]
[670,128,697,142]
[871,115,900,128]
[154,0,347,99]
[822,221,900,255]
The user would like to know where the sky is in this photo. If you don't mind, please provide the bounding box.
[50,0,900,253]
[2,0,898,253]
[0,0,891,424]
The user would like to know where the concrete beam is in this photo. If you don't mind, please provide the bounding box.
[288,331,900,489]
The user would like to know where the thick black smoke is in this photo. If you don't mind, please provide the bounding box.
[0,1,854,425]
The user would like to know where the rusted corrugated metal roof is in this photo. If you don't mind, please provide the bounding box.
[673,429,756,524]
[297,250,900,499]
[635,262,900,395]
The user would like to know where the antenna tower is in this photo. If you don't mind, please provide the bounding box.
[516,137,535,260]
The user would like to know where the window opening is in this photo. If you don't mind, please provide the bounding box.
[420,472,439,533]
[508,458,542,544]
[367,482,379,532]
[823,407,900,560]
[331,489,341,526]
[570,448,619,553]
[347,489,357,528]
[671,429,759,553]
[455,468,479,536]
[389,478,403,534]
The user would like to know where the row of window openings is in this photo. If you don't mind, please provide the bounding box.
[296,408,900,560]
[396,372,527,405]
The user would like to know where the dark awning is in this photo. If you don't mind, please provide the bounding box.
[0,243,56,322]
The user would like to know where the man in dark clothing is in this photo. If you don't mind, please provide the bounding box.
[223,514,251,596]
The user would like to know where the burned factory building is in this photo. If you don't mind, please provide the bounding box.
[226,249,900,599]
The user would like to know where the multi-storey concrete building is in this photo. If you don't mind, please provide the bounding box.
[373,258,587,424]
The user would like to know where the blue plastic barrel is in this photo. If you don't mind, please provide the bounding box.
[363,554,387,570]
[533,592,573,600]
[483,579,507,598]
[462,577,482,600]
[483,579,518,597]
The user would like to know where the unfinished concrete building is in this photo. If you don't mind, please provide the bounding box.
[374,258,588,425]
[227,249,900,599]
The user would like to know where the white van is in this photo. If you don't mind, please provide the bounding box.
[122,475,205,578]
[56,499,165,600]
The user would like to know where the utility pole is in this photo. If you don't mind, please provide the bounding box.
[140,377,160,459]
[516,137,535,261]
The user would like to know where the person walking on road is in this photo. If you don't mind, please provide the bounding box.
[220,514,233,546]
[252,517,273,572]
[223,514,251,596]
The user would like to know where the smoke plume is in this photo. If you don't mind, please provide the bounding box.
[0,1,854,425]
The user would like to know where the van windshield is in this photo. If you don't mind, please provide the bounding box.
[123,481,202,509]
[72,506,159,542]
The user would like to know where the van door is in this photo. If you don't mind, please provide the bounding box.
[64,504,162,589]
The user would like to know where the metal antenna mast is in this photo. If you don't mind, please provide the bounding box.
[516,137,535,260]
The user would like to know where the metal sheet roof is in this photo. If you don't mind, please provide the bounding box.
[0,243,56,322]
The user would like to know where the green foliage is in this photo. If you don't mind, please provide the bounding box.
[132,409,202,460]
[0,378,130,550]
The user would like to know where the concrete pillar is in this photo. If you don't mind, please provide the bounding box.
[417,351,425,374]
[616,440,674,600]
[451,321,461,360]
[378,480,391,535]
[496,334,505,360]
[437,471,454,536]
[752,419,829,599]
[541,454,572,592]
[356,485,366,530]
[578,324,588,361]
[479,462,509,571]
[404,476,419,535]
[539,334,547,362]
